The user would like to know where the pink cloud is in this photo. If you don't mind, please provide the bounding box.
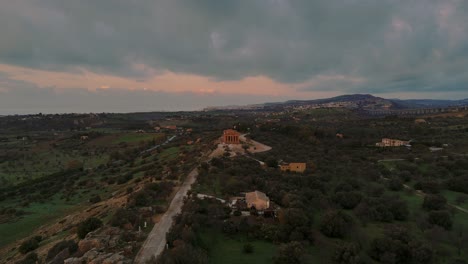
[0,63,361,99]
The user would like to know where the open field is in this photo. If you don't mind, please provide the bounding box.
[199,230,277,264]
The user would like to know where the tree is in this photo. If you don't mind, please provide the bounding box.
[427,210,452,230]
[333,191,362,209]
[422,194,447,211]
[388,177,403,191]
[369,237,411,264]
[320,211,353,238]
[388,199,409,221]
[274,242,306,264]
[77,217,103,239]
[334,242,362,264]
[157,244,208,264]
[410,242,433,264]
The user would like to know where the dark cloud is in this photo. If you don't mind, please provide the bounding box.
[0,0,468,96]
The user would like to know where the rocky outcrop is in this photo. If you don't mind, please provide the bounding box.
[64,249,127,264]
[48,248,71,264]
[64,227,132,264]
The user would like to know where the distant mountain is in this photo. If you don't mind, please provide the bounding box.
[203,94,468,111]
[260,94,396,110]
[280,94,386,105]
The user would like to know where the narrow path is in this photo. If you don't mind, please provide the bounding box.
[134,168,198,263]
[381,176,468,214]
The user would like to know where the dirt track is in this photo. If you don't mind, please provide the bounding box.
[134,168,198,263]
[135,135,271,263]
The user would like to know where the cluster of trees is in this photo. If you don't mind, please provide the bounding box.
[185,116,468,263]
[369,226,433,264]
[157,198,230,264]
[129,181,175,207]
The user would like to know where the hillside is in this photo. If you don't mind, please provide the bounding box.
[204,94,468,112]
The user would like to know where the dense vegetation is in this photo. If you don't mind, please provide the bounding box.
[2,109,468,263]
[159,109,468,264]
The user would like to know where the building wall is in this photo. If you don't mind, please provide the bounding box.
[289,163,307,173]
[223,129,240,144]
[280,163,307,173]
[377,138,410,147]
[247,200,270,211]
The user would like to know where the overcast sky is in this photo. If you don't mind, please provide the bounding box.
[1,0,468,114]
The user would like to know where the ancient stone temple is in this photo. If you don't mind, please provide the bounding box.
[223,129,240,144]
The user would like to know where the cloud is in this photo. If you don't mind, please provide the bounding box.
[0,0,468,112]
[0,73,304,114]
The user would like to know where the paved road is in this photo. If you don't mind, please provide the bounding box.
[134,168,198,263]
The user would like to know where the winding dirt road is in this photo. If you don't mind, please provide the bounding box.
[134,168,198,263]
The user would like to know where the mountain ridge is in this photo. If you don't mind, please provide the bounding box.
[204,94,468,111]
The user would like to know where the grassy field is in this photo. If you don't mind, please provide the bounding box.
[441,190,468,211]
[199,230,276,264]
[0,182,116,248]
[0,149,108,185]
[113,133,165,144]
[0,195,84,248]
[159,146,181,160]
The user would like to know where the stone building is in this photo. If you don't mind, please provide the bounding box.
[280,162,307,173]
[223,129,240,144]
[376,138,410,147]
[245,190,270,211]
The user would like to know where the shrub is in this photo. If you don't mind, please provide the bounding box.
[89,195,101,204]
[110,208,138,228]
[243,243,254,254]
[77,217,102,239]
[19,236,42,254]
[16,252,38,264]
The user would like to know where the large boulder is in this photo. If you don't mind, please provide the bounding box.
[64,257,83,264]
[78,238,104,254]
[49,248,70,264]
[102,253,124,264]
